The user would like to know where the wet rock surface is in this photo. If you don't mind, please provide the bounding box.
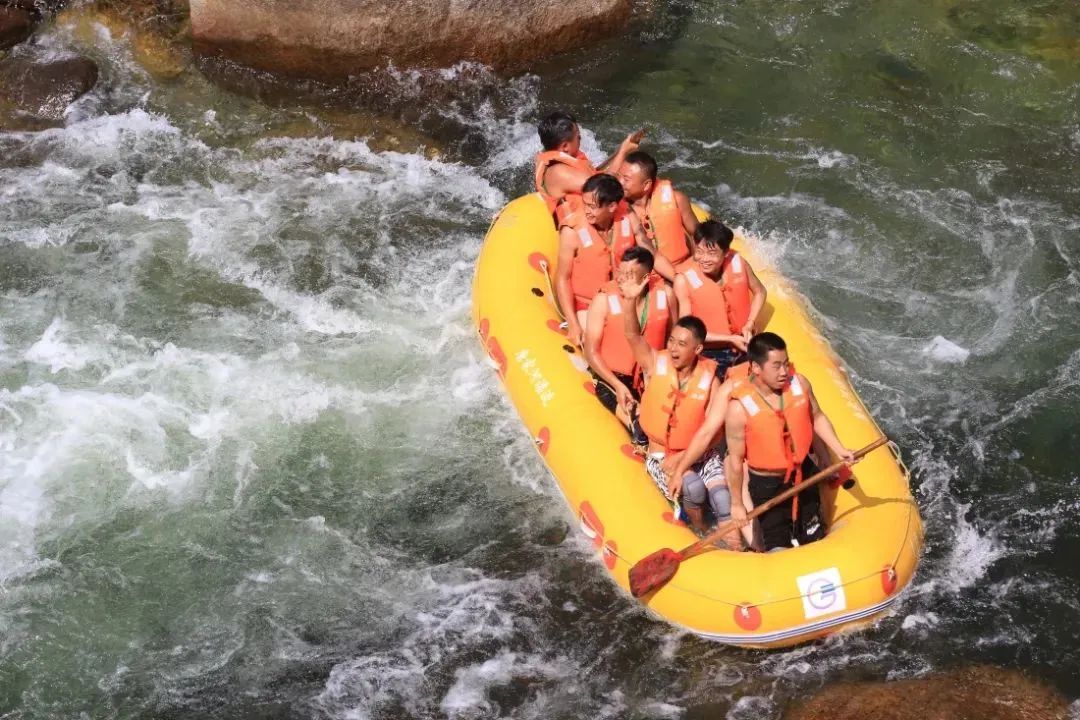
[190,0,632,79]
[0,6,33,49]
[2,0,65,17]
[785,666,1070,720]
[0,54,98,125]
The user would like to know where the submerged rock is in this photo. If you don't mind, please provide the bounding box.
[0,6,34,49]
[54,5,190,81]
[190,0,632,79]
[944,1,1080,62]
[785,666,1069,720]
[131,26,189,80]
[2,0,65,17]
[0,55,98,124]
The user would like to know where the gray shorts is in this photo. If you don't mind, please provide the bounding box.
[645,449,729,518]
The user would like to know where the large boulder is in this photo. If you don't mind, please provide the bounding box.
[0,55,98,125]
[189,0,632,80]
[785,666,1069,720]
[0,6,33,49]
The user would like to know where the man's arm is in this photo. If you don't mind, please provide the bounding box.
[675,190,701,256]
[544,163,593,200]
[555,227,582,345]
[802,374,854,463]
[650,249,677,283]
[742,262,768,338]
[620,277,657,377]
[681,271,748,351]
[724,398,750,527]
[627,210,676,282]
[705,330,749,352]
[669,379,733,481]
[673,274,692,319]
[583,294,633,408]
[597,130,642,173]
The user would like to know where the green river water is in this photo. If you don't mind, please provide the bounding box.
[0,0,1078,717]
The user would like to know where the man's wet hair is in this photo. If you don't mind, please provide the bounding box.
[583,173,624,206]
[675,316,707,345]
[624,151,658,181]
[621,245,655,273]
[695,220,735,251]
[748,332,787,367]
[538,111,577,150]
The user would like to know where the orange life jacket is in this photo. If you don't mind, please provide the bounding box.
[680,261,732,337]
[732,376,814,477]
[721,250,753,331]
[639,351,718,452]
[568,218,635,309]
[535,150,595,215]
[647,179,691,265]
[610,201,639,257]
[597,281,670,377]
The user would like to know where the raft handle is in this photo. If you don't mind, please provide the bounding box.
[887,441,909,479]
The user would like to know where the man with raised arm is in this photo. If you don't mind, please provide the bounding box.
[619,275,723,531]
[724,332,854,551]
[583,246,675,442]
[535,111,642,224]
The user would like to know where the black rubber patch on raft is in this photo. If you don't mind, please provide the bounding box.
[562,345,575,353]
[531,288,544,296]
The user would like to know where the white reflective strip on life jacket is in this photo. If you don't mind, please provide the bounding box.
[661,183,674,202]
[607,294,622,315]
[578,227,593,248]
[656,289,668,311]
[731,253,743,273]
[685,269,704,289]
[621,217,631,236]
[697,369,712,391]
[656,354,669,376]
[741,395,761,416]
[789,376,804,396]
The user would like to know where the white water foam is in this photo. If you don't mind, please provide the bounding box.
[922,335,971,364]
[0,102,517,597]
[940,504,1006,593]
[440,651,571,719]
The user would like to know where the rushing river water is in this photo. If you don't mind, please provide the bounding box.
[1,1,1078,718]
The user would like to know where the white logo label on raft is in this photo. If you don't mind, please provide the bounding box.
[514,349,555,407]
[796,567,847,619]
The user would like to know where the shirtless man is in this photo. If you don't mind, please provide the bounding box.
[535,111,643,220]
[615,151,701,266]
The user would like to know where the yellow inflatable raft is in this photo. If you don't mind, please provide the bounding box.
[472,193,923,648]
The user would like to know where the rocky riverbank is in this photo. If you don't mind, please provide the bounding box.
[786,666,1070,720]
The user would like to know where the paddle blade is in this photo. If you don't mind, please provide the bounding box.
[628,548,681,598]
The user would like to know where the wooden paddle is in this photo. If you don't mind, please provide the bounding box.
[627,437,889,598]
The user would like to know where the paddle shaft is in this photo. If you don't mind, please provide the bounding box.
[678,437,890,562]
